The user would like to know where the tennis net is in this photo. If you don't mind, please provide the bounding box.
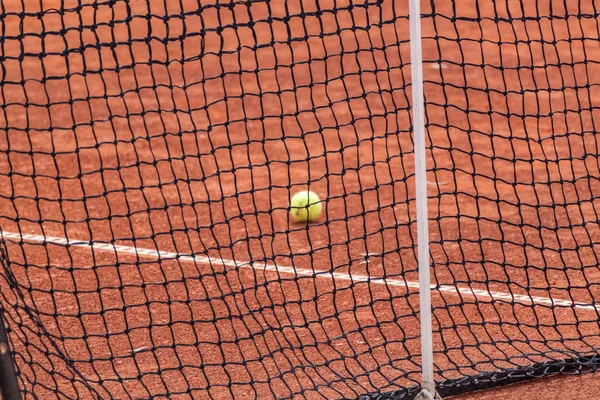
[0,0,599,399]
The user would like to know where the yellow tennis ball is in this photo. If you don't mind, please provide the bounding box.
[290,190,322,223]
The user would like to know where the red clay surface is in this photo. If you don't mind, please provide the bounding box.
[0,0,599,399]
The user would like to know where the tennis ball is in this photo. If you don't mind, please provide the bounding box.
[290,190,322,223]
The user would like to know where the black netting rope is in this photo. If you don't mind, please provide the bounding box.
[0,0,599,399]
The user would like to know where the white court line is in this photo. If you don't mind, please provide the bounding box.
[426,181,450,186]
[2,231,599,311]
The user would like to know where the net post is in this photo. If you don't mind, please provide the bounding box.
[0,308,20,400]
[408,0,439,399]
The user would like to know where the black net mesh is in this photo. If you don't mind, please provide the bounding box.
[0,0,599,399]
[424,0,600,391]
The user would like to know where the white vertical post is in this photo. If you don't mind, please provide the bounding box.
[408,0,438,399]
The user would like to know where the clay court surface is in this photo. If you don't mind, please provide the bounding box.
[1,0,600,398]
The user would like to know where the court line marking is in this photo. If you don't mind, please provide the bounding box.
[426,180,450,186]
[2,231,599,312]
